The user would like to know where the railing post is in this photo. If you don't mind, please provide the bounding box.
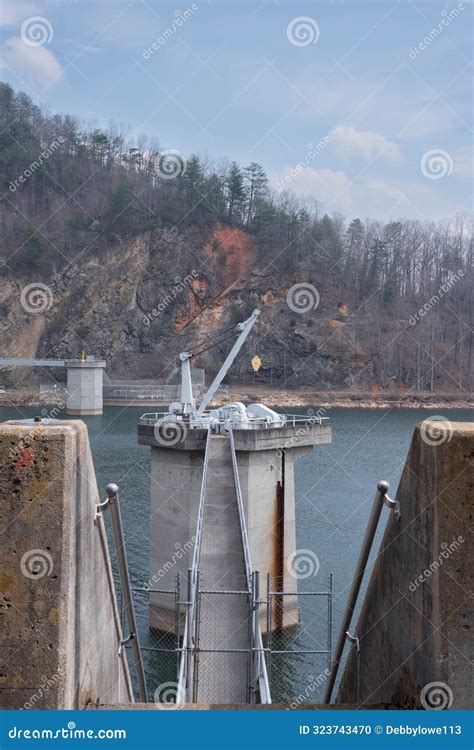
[323,481,395,704]
[104,483,148,703]
[265,573,272,694]
[327,572,333,674]
[252,570,260,702]
[186,569,194,702]
[192,569,201,702]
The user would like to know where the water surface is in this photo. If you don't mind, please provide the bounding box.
[2,404,471,703]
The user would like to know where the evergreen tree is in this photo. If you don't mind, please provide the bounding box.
[226,162,245,224]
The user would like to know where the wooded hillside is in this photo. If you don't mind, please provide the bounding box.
[0,83,472,394]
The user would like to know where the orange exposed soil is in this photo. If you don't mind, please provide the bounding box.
[203,223,256,286]
[175,224,257,332]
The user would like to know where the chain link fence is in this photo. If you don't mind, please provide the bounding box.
[264,574,333,705]
[120,572,332,706]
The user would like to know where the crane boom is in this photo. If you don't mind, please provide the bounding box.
[196,309,260,416]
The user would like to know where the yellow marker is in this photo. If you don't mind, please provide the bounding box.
[81,350,85,363]
[251,355,262,373]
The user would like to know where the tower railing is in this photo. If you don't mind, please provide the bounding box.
[229,427,271,704]
[177,430,212,703]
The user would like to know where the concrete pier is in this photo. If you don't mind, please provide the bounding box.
[65,359,106,416]
[138,420,331,632]
[0,419,133,709]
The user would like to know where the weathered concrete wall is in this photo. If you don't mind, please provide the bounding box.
[148,447,203,630]
[147,435,318,631]
[138,421,331,451]
[0,419,133,709]
[337,421,473,709]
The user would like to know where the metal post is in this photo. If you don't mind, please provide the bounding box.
[104,483,148,703]
[246,585,254,703]
[192,570,201,702]
[327,573,333,674]
[252,571,260,702]
[266,573,272,691]
[175,573,181,676]
[323,481,393,704]
[186,569,194,703]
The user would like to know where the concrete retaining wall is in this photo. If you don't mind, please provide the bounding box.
[0,419,133,709]
[337,421,473,709]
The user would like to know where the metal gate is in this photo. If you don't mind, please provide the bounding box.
[119,572,333,706]
[265,574,333,705]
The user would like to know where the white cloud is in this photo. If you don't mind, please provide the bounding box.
[452,145,473,179]
[0,1,40,27]
[271,165,460,221]
[296,75,456,140]
[1,37,63,87]
[327,125,401,163]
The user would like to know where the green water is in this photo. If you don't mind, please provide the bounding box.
[2,404,471,703]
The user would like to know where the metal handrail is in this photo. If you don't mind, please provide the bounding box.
[139,412,329,427]
[323,480,399,704]
[229,428,253,591]
[190,429,212,581]
[229,428,271,704]
[96,484,148,703]
[177,430,212,703]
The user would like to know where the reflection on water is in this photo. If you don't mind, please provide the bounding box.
[2,405,471,704]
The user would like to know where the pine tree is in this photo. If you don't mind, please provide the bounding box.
[226,162,245,224]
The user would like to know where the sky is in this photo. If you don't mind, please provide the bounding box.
[1,0,472,221]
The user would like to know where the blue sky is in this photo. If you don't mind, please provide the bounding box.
[1,0,472,221]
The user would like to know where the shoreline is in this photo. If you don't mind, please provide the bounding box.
[0,388,471,412]
[219,388,472,411]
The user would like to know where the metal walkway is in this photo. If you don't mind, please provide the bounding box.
[177,429,271,705]
[196,435,250,702]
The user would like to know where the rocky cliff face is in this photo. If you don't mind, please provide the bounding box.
[0,222,462,392]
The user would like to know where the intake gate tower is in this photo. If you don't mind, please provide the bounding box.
[138,310,332,703]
